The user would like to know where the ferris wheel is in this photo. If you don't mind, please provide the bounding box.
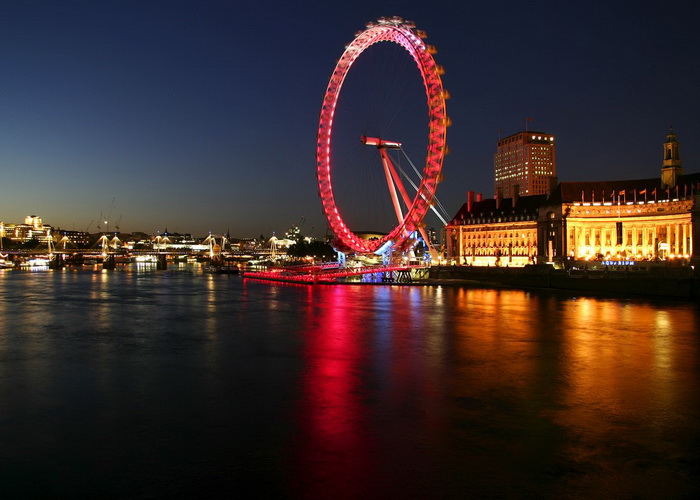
[316,16,449,255]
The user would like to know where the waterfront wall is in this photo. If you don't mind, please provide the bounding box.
[429,265,698,298]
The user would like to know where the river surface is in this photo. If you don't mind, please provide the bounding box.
[1,266,699,498]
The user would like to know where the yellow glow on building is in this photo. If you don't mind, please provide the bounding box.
[565,199,693,261]
[447,129,698,267]
[452,220,538,267]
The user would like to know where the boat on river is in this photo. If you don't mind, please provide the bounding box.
[19,257,50,268]
[203,264,239,275]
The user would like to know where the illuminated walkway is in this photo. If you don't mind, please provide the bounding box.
[242,264,425,284]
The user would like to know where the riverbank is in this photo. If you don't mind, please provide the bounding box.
[428,264,699,299]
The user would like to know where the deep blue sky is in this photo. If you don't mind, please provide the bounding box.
[1,0,699,237]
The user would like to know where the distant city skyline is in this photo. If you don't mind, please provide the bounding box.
[1,1,699,237]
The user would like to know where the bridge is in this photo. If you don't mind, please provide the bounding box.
[0,247,270,270]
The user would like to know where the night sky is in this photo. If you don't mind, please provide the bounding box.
[2,0,699,237]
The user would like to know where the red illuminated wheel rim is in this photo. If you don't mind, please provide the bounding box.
[316,17,448,254]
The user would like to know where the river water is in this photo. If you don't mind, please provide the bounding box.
[1,266,699,498]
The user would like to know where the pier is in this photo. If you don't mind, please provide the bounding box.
[243,263,427,284]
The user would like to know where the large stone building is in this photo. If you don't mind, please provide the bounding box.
[447,130,700,267]
[494,130,557,198]
[1,215,53,244]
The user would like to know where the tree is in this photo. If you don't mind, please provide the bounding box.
[287,240,337,261]
[20,238,43,250]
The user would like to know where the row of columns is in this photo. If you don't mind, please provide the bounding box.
[568,222,692,259]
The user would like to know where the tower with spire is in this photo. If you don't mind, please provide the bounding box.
[661,127,682,188]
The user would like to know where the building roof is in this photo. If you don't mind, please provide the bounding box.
[451,171,700,223]
[451,193,548,223]
[555,171,700,204]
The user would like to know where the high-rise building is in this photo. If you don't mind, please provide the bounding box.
[447,129,699,268]
[494,131,557,198]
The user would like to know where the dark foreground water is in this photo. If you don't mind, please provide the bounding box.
[1,267,699,498]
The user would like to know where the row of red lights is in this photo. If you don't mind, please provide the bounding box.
[315,20,447,255]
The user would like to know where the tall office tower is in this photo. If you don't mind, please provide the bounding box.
[494,131,557,198]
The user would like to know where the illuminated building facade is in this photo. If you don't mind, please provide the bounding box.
[56,229,91,247]
[448,130,699,267]
[2,215,53,243]
[447,191,542,267]
[494,131,557,198]
[555,181,695,263]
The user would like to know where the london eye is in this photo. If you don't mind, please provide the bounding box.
[316,16,450,256]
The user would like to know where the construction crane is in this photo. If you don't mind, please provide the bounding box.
[95,198,117,233]
[105,198,115,232]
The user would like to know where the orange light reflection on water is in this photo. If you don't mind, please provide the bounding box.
[556,298,699,474]
[289,285,700,497]
[437,288,699,495]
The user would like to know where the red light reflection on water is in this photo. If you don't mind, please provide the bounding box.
[290,286,375,497]
[288,285,455,498]
[286,285,700,497]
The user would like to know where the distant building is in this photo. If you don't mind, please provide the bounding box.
[494,131,557,198]
[3,215,53,244]
[238,238,263,251]
[447,130,699,267]
[151,230,202,251]
[56,229,92,247]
